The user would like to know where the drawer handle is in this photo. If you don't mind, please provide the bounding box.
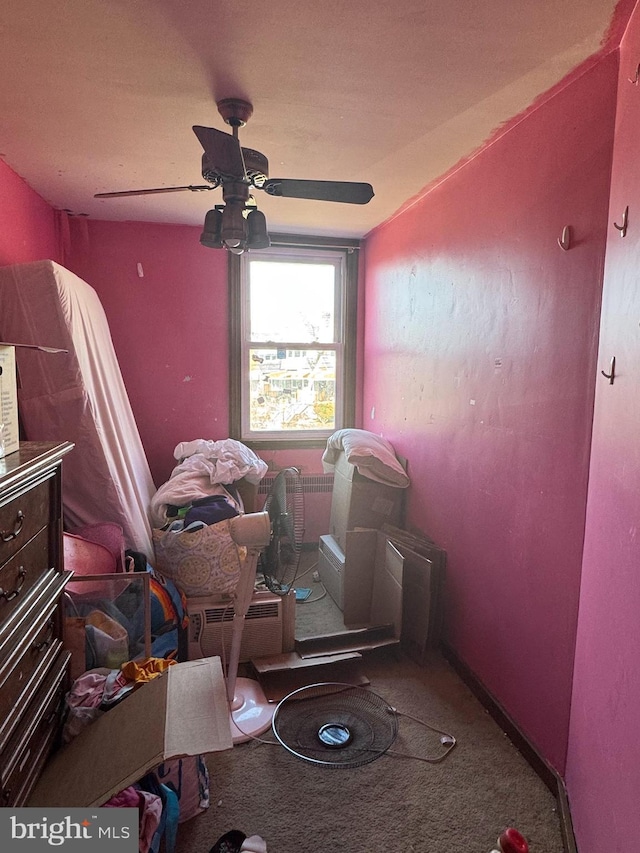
[34,620,55,652]
[0,566,27,601]
[1,510,25,542]
[1,788,10,804]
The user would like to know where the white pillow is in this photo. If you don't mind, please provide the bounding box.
[323,429,410,488]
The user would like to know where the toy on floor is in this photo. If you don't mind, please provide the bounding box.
[488,827,528,853]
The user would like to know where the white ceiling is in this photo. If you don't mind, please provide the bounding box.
[0,0,621,239]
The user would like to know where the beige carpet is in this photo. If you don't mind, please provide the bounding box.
[175,650,563,853]
[291,548,347,638]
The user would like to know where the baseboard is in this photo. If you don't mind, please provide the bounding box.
[440,642,577,853]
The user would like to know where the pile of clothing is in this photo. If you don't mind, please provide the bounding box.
[150,439,268,529]
[150,439,268,598]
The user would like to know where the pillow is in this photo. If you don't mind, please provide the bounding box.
[323,429,410,488]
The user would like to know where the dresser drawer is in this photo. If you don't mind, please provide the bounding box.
[0,528,51,629]
[0,476,51,566]
[0,651,69,808]
[0,624,62,753]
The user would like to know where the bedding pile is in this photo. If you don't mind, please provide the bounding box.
[322,428,410,488]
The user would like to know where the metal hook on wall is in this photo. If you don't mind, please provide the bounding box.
[601,356,616,385]
[629,64,640,84]
[614,206,629,237]
[558,225,572,251]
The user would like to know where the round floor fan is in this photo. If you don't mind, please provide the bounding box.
[272,682,399,767]
[260,467,305,595]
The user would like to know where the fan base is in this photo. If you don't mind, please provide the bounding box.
[229,677,274,744]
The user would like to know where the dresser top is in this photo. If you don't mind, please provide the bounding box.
[0,442,74,489]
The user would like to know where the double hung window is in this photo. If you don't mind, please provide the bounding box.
[229,237,358,447]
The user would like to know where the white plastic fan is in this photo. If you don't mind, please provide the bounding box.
[225,511,273,743]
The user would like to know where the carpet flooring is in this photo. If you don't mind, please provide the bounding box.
[175,649,564,853]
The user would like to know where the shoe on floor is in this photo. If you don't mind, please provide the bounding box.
[210,830,247,853]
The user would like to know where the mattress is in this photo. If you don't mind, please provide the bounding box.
[0,259,155,557]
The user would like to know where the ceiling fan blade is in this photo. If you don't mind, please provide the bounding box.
[94,185,215,198]
[262,179,374,204]
[192,125,245,177]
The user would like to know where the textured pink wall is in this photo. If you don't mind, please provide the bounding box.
[566,5,640,850]
[0,159,60,265]
[65,221,329,515]
[362,55,617,772]
[66,219,230,487]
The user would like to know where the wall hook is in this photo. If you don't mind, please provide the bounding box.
[614,206,629,237]
[629,64,640,84]
[601,356,616,385]
[557,225,572,251]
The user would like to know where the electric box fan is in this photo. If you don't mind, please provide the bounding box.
[259,467,305,595]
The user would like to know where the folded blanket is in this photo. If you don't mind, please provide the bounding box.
[322,429,410,488]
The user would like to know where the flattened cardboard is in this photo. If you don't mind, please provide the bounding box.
[28,657,232,808]
[370,533,404,638]
[0,346,18,458]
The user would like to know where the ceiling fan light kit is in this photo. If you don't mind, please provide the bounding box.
[95,98,374,254]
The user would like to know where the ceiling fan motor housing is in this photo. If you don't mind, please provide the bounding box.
[217,97,254,127]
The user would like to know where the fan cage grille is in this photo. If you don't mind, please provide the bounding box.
[261,468,305,593]
[272,682,398,768]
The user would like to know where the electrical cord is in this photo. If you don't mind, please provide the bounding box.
[384,707,457,763]
[301,581,327,603]
[228,694,457,759]
[294,560,318,580]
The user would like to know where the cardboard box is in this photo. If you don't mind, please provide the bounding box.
[0,345,19,458]
[328,451,405,550]
[318,528,404,633]
[0,342,68,459]
[28,657,232,808]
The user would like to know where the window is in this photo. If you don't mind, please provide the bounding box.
[229,235,359,447]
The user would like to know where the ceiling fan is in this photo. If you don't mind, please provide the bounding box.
[94,98,375,253]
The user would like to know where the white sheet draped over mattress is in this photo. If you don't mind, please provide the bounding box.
[0,260,155,557]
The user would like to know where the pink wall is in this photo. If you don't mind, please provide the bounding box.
[566,4,640,850]
[65,220,329,511]
[0,159,61,266]
[362,55,618,772]
[65,219,230,487]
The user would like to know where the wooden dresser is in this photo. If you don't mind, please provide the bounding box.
[0,441,73,806]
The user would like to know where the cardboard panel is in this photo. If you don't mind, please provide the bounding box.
[342,529,378,627]
[0,346,18,458]
[370,534,404,637]
[29,657,232,808]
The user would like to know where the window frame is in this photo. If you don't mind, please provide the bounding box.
[229,233,359,449]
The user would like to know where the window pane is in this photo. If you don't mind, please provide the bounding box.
[248,347,336,432]
[249,260,336,343]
